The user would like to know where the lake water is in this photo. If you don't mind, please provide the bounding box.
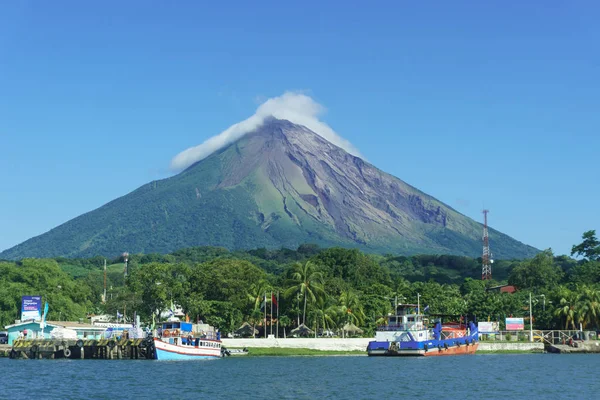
[0,354,598,399]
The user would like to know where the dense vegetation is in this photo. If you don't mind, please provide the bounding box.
[1,231,598,336]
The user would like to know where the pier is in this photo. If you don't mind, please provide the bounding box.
[7,338,155,360]
[546,340,600,354]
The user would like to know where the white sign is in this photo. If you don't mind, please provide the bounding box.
[93,322,133,329]
[478,321,500,333]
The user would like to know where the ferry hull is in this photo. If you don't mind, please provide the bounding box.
[153,338,222,360]
[422,342,478,357]
[367,339,479,357]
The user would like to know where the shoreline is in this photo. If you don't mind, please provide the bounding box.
[226,347,545,356]
[223,340,546,356]
[221,338,545,354]
[0,341,550,358]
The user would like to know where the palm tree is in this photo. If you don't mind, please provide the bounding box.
[246,280,273,338]
[311,296,339,337]
[247,280,271,312]
[339,288,366,326]
[576,285,600,329]
[554,288,578,330]
[308,309,322,338]
[250,309,263,339]
[284,261,325,325]
[279,315,291,339]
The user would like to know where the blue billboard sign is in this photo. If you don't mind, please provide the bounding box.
[506,317,525,330]
[21,295,42,321]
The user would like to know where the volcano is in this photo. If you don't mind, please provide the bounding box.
[0,118,537,260]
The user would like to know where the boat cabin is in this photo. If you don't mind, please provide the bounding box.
[159,321,221,348]
[160,321,193,338]
[384,304,427,331]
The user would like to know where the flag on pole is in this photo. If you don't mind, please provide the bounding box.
[168,299,175,319]
[40,302,49,331]
[271,293,278,311]
[270,291,273,335]
[117,310,123,320]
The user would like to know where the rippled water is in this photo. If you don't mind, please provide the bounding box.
[0,354,598,399]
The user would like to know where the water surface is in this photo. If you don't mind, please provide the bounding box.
[0,354,597,399]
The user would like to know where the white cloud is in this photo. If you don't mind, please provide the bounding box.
[169,91,362,171]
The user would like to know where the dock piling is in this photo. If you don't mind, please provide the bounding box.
[8,338,154,360]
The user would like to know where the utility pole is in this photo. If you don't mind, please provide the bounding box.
[541,294,546,311]
[103,259,107,303]
[482,210,493,280]
[529,292,533,343]
[123,252,129,277]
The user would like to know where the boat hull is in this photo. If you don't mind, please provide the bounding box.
[153,338,222,360]
[423,343,478,356]
[367,339,479,357]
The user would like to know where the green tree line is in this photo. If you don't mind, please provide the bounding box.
[1,231,599,335]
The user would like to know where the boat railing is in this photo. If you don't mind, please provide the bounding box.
[478,329,597,345]
[378,323,426,331]
[159,328,219,340]
[161,328,192,338]
[440,330,466,339]
[198,331,219,340]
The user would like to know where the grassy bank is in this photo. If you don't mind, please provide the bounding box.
[228,347,366,356]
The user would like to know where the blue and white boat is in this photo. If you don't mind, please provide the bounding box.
[153,321,223,360]
[367,303,479,357]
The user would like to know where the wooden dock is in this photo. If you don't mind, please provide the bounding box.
[8,338,155,360]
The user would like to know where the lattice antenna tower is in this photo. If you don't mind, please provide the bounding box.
[481,210,493,280]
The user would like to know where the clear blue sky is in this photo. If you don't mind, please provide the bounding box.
[1,1,598,257]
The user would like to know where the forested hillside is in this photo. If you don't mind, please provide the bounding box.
[0,119,539,260]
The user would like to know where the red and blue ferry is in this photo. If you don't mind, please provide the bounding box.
[153,321,224,360]
[367,304,479,357]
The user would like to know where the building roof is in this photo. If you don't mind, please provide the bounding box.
[487,285,517,294]
[4,320,59,330]
[5,320,106,331]
[47,321,106,330]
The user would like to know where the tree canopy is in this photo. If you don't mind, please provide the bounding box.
[2,230,599,335]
